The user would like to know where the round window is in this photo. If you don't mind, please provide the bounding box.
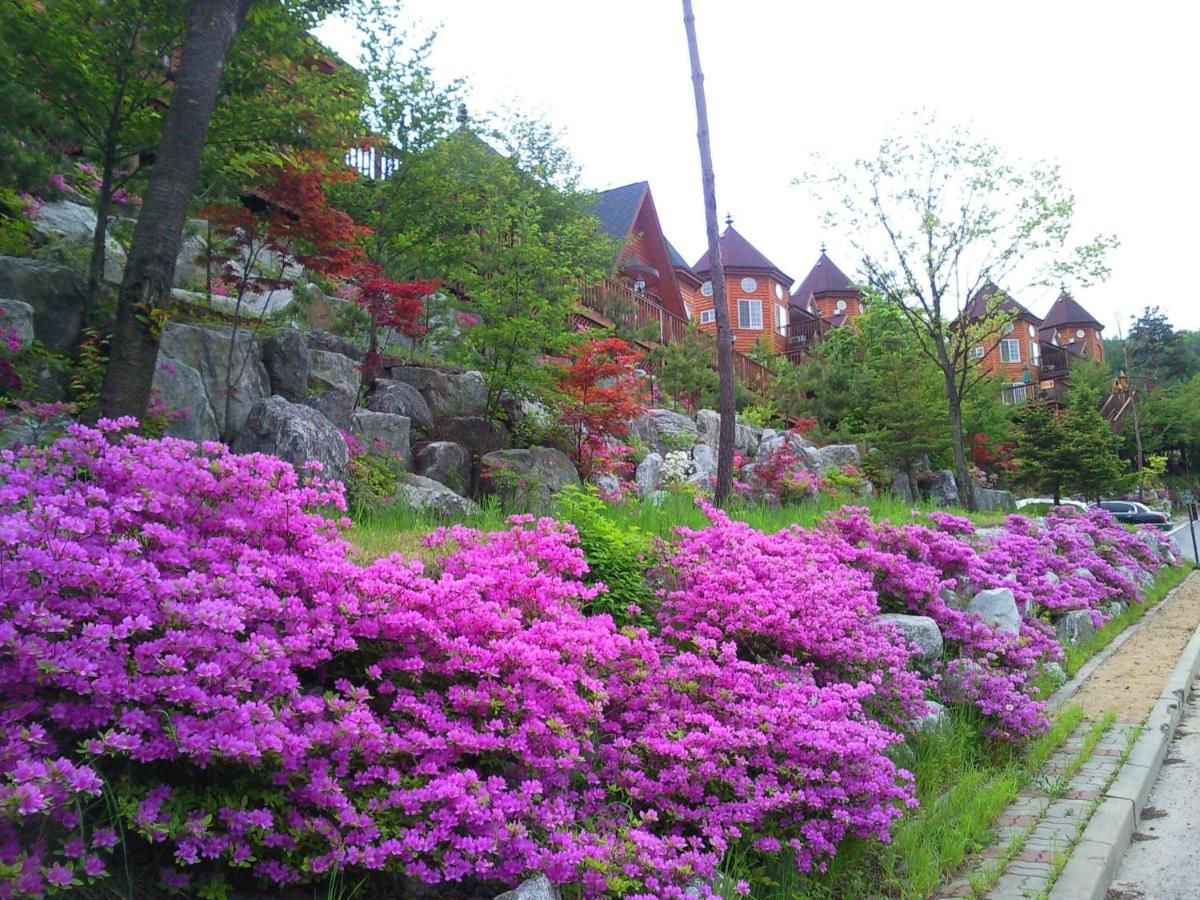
[774,283,783,300]
[1076,328,1086,338]
[740,277,757,293]
[835,299,847,312]
[701,281,713,297]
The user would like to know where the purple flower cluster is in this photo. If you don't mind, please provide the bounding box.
[0,426,1174,897]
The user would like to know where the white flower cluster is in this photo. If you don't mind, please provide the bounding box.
[661,450,694,485]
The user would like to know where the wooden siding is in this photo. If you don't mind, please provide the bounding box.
[811,291,864,321]
[1045,326,1105,365]
[973,315,1043,387]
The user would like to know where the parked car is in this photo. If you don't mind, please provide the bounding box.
[1095,500,1172,529]
[1014,497,1088,512]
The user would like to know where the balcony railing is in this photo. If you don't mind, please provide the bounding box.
[578,276,772,394]
[1039,345,1071,381]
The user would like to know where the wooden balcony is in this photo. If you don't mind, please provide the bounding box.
[579,276,772,394]
[1039,345,1071,381]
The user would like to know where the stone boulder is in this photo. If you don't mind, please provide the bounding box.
[436,416,511,458]
[891,471,915,501]
[306,349,361,430]
[159,322,270,439]
[941,659,987,703]
[810,443,861,474]
[351,410,411,469]
[967,587,1021,635]
[692,443,716,477]
[695,409,755,453]
[0,256,87,348]
[928,469,960,506]
[880,614,944,671]
[628,408,698,455]
[0,298,35,349]
[972,484,1016,512]
[387,365,487,418]
[209,288,297,318]
[635,452,664,498]
[30,200,125,282]
[495,874,561,900]
[481,447,580,509]
[415,441,472,494]
[151,355,219,444]
[397,473,479,517]
[232,396,348,481]
[172,220,209,290]
[1055,610,1095,646]
[307,329,362,361]
[754,429,815,464]
[367,379,434,433]
[262,326,309,402]
[913,700,950,735]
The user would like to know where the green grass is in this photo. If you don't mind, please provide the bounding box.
[717,706,1084,900]
[346,489,1013,561]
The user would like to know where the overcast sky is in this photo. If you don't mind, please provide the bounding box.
[317,0,1199,334]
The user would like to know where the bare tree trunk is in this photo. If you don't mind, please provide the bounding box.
[682,0,734,505]
[98,0,253,421]
[943,376,975,511]
[84,153,117,324]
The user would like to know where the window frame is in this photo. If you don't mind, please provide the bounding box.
[737,298,763,330]
[1000,338,1021,363]
[776,303,788,336]
[971,346,985,359]
[1029,340,1040,365]
[699,309,715,325]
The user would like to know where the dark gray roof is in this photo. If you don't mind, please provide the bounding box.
[1041,292,1104,331]
[665,239,695,274]
[593,181,648,242]
[789,250,856,306]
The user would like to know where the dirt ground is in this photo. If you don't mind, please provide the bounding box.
[1071,572,1200,722]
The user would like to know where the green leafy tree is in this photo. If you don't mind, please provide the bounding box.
[808,113,1117,509]
[1126,306,1198,386]
[378,123,612,414]
[1062,384,1131,501]
[647,322,719,412]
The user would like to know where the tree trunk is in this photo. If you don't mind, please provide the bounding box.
[84,152,117,325]
[682,0,734,505]
[98,0,253,421]
[942,371,976,512]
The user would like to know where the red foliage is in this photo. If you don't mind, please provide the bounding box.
[557,337,647,478]
[972,432,1015,472]
[202,161,369,301]
[356,272,437,384]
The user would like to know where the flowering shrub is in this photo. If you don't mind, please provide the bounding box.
[0,426,1174,897]
[660,449,693,484]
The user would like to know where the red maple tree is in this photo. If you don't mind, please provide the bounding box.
[557,336,647,478]
[355,271,437,385]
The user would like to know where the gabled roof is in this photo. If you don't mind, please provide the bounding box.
[1040,292,1104,331]
[962,283,1042,324]
[593,181,648,243]
[665,238,701,284]
[692,225,791,284]
[789,249,856,307]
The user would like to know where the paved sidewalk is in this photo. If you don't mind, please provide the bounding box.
[1107,693,1200,899]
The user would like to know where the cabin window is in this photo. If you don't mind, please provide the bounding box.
[1029,341,1040,365]
[700,309,715,325]
[776,304,788,336]
[971,346,985,359]
[1000,339,1021,363]
[738,299,763,329]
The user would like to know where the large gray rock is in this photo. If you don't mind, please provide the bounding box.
[159,322,270,439]
[880,614,944,671]
[210,287,296,318]
[481,447,580,509]
[1055,610,1095,646]
[913,700,950,735]
[397,473,479,517]
[307,329,362,361]
[810,443,861,473]
[941,658,987,703]
[152,355,219,443]
[306,349,361,429]
[692,442,716,476]
[495,874,561,900]
[0,256,86,348]
[232,396,348,481]
[891,471,915,501]
[172,220,209,290]
[754,429,815,464]
[972,484,1016,512]
[0,298,35,349]
[387,365,487,418]
[967,587,1021,635]
[628,408,698,455]
[436,416,511,458]
[928,469,960,506]
[31,200,125,282]
[635,452,664,498]
[695,409,755,453]
[367,379,434,433]
[415,441,472,494]
[262,326,309,402]
[351,410,411,469]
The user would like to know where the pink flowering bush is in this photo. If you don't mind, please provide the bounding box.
[0,426,1175,897]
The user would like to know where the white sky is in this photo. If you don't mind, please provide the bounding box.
[316,0,1200,333]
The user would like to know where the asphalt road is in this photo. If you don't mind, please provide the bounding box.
[1170,520,1200,564]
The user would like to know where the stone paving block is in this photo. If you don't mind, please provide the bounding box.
[1044,797,1093,819]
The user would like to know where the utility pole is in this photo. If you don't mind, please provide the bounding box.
[681,0,735,505]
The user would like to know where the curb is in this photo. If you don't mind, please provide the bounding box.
[1048,596,1200,900]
